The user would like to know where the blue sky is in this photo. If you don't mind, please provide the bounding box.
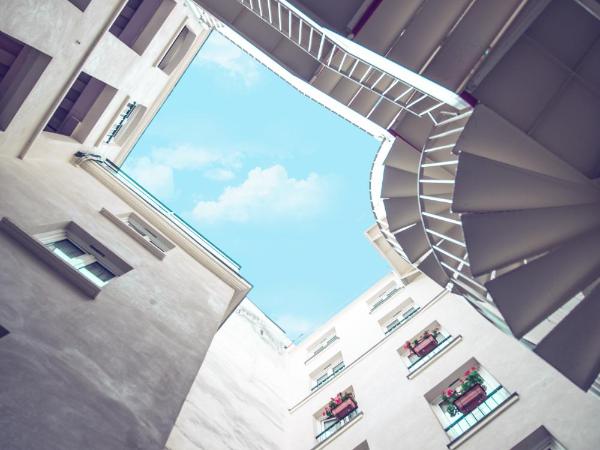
[123,31,389,340]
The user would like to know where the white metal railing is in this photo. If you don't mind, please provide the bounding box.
[234,0,469,125]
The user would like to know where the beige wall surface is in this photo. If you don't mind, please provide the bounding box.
[170,273,600,450]
[0,156,237,450]
[166,299,291,450]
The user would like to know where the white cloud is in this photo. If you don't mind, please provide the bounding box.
[126,156,174,199]
[195,32,260,86]
[204,168,236,181]
[275,314,315,338]
[150,145,242,171]
[192,165,330,224]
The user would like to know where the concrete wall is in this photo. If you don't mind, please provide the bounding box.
[165,299,291,450]
[0,0,209,163]
[286,274,600,450]
[0,156,242,450]
[170,271,600,450]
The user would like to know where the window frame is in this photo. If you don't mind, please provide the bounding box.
[100,208,174,260]
[0,217,132,299]
[39,232,116,287]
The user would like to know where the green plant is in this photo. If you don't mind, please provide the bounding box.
[440,368,485,417]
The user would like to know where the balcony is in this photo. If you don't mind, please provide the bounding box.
[406,335,457,376]
[305,335,339,364]
[384,306,420,335]
[369,286,402,312]
[316,408,361,444]
[311,362,345,392]
[444,385,518,446]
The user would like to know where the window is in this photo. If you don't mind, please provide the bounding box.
[109,0,176,55]
[44,238,114,286]
[310,353,345,391]
[0,218,132,299]
[157,26,197,75]
[305,329,338,364]
[0,31,51,131]
[39,229,121,287]
[100,208,174,259]
[104,101,145,145]
[425,358,519,448]
[44,71,117,143]
[378,298,419,335]
[367,281,403,312]
[399,321,461,378]
[314,388,361,444]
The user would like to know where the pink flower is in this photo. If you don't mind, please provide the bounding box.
[446,388,454,396]
[464,370,471,376]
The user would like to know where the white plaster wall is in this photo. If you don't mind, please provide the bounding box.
[286,285,600,450]
[0,156,241,449]
[172,270,600,450]
[166,299,292,450]
[0,0,208,162]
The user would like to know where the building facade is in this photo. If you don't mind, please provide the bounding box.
[167,228,600,450]
[1,0,599,449]
[0,1,250,449]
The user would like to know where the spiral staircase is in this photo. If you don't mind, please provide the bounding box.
[187,0,600,391]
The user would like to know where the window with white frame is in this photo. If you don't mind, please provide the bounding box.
[305,328,338,363]
[124,214,172,252]
[398,321,453,368]
[314,387,359,443]
[425,358,518,444]
[40,232,115,287]
[367,280,403,312]
[378,298,419,335]
[100,208,174,259]
[310,352,345,391]
[104,101,142,145]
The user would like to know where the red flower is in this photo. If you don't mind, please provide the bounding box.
[471,366,477,372]
[464,370,471,376]
[446,388,454,396]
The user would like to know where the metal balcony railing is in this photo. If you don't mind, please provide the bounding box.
[406,334,454,373]
[305,335,339,364]
[443,385,514,441]
[384,306,420,335]
[88,157,241,271]
[234,0,468,126]
[311,362,345,392]
[315,408,361,443]
[369,286,402,312]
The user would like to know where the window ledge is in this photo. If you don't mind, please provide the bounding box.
[447,393,520,449]
[407,335,463,380]
[100,208,167,260]
[310,411,364,450]
[0,217,101,299]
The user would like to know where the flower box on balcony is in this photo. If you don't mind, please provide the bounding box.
[332,398,358,420]
[453,383,487,415]
[413,335,438,357]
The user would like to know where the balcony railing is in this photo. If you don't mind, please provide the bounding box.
[406,335,454,373]
[311,362,345,391]
[443,385,513,441]
[86,157,241,271]
[305,336,339,364]
[384,306,420,335]
[315,408,361,443]
[369,286,402,312]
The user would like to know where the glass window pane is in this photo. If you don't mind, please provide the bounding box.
[49,239,85,259]
[81,261,115,285]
